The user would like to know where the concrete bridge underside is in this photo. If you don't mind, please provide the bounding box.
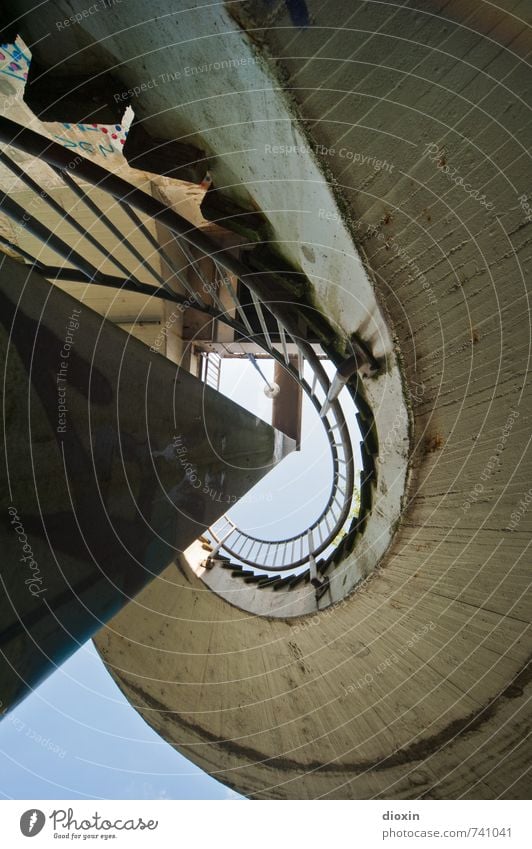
[6,0,532,798]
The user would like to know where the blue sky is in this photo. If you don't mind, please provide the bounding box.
[0,359,359,800]
[220,359,334,540]
[0,642,242,800]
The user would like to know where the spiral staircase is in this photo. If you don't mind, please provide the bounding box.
[0,0,530,800]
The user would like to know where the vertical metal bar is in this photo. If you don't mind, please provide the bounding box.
[250,290,272,350]
[297,350,305,380]
[308,527,315,556]
[255,542,265,566]
[278,321,289,364]
[217,272,254,335]
[177,244,225,311]
[235,533,249,556]
[209,527,233,558]
[0,235,45,268]
[52,166,167,289]
[0,192,106,285]
[118,201,205,306]
[309,553,318,584]
[0,152,148,288]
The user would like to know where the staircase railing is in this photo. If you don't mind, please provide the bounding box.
[0,116,376,590]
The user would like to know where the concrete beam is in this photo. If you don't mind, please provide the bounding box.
[0,255,289,713]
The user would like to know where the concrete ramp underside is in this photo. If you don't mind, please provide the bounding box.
[0,257,287,713]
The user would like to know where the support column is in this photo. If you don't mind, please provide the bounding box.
[0,255,290,714]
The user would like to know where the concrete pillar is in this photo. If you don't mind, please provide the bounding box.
[0,255,288,714]
[272,357,302,448]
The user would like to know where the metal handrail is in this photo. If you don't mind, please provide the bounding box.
[0,117,367,580]
[207,350,354,571]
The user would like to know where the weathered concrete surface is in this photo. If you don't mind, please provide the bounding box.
[5,0,411,615]
[0,52,216,352]
[6,0,394,359]
[94,1,531,798]
[0,255,286,712]
[5,0,532,798]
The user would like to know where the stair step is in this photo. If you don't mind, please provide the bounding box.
[258,575,283,588]
[243,574,263,584]
[287,569,310,589]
